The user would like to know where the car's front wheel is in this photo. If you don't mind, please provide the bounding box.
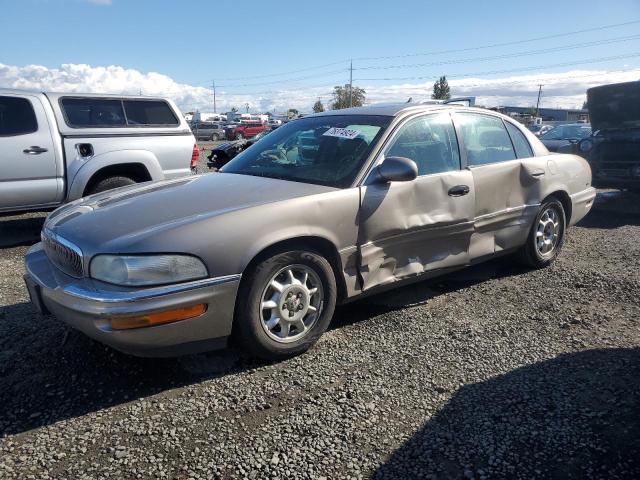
[234,249,337,359]
[518,198,566,268]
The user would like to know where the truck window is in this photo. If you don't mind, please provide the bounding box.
[0,96,38,136]
[61,98,126,127]
[122,100,179,126]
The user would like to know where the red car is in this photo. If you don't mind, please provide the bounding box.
[225,121,269,140]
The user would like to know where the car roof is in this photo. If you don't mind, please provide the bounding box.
[307,102,498,119]
[0,87,170,102]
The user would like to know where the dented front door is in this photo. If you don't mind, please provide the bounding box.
[357,113,475,290]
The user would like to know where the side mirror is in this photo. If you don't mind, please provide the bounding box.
[370,156,418,184]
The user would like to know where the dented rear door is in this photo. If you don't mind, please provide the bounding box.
[357,113,475,290]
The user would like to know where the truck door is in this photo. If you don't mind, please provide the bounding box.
[0,94,59,211]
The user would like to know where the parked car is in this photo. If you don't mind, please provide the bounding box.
[24,103,595,360]
[579,81,640,191]
[190,121,225,141]
[206,129,272,170]
[0,89,197,214]
[225,121,269,140]
[540,123,592,153]
[528,124,553,137]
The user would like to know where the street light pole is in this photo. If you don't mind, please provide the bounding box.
[212,80,217,113]
[535,84,543,117]
[349,59,353,108]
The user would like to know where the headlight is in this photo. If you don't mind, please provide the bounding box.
[90,254,208,287]
[579,139,593,152]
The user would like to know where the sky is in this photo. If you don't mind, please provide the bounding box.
[1,0,640,114]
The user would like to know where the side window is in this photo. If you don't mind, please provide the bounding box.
[123,100,179,126]
[505,122,533,158]
[0,96,38,136]
[385,113,460,176]
[61,98,126,127]
[456,113,516,166]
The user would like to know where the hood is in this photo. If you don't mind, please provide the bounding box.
[587,81,640,131]
[45,173,336,254]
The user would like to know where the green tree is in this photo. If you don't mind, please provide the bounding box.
[582,100,588,110]
[431,76,451,100]
[287,108,299,119]
[313,99,325,113]
[331,84,366,110]
[231,107,238,113]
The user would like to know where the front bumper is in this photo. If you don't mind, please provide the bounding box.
[24,243,241,357]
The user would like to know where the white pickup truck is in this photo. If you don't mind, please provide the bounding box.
[0,89,198,213]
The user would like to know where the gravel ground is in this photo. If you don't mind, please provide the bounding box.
[0,189,639,480]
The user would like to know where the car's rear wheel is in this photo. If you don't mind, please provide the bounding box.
[87,176,136,195]
[234,249,337,360]
[517,198,566,268]
[211,133,219,141]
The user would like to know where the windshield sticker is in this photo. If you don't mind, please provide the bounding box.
[322,127,361,139]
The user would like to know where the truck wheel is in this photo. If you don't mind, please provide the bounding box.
[236,133,244,140]
[211,133,220,141]
[234,249,337,360]
[517,198,566,268]
[87,176,136,195]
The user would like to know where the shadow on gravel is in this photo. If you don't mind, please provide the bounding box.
[0,301,261,436]
[373,348,640,480]
[577,191,640,229]
[0,214,46,248]
[0,256,525,436]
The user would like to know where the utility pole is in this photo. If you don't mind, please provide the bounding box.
[348,59,353,108]
[212,80,218,113]
[535,84,543,117]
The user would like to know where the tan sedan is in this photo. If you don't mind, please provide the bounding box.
[24,103,595,359]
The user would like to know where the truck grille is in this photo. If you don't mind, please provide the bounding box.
[41,229,84,278]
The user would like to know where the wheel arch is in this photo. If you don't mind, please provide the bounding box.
[240,235,347,304]
[83,163,152,196]
[544,190,572,224]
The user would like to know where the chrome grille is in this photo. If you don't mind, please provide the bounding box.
[41,229,84,278]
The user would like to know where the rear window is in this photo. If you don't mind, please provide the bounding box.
[123,100,178,126]
[61,97,178,128]
[0,96,38,136]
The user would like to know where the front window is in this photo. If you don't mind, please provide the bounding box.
[221,115,391,187]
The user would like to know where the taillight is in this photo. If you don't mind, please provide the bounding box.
[191,144,199,169]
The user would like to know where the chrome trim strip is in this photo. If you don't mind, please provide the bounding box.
[62,274,242,303]
[474,203,540,222]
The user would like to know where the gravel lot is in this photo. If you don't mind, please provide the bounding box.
[0,184,639,480]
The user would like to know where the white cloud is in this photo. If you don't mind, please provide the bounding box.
[1,62,638,114]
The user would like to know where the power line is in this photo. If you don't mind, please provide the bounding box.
[353,34,640,71]
[190,19,639,84]
[354,52,640,82]
[353,19,640,61]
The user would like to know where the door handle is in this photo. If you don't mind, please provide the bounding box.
[448,185,470,197]
[530,169,546,178]
[23,146,48,155]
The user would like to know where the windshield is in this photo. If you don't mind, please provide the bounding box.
[541,124,591,140]
[221,115,391,187]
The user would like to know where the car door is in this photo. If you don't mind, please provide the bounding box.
[0,94,59,211]
[358,112,475,290]
[453,112,543,258]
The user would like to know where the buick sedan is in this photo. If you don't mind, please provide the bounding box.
[24,103,596,359]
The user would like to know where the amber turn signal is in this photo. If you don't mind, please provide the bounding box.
[109,304,207,330]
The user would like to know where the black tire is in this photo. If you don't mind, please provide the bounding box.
[211,133,219,141]
[236,133,244,140]
[517,198,566,268]
[234,249,337,360]
[87,176,136,195]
